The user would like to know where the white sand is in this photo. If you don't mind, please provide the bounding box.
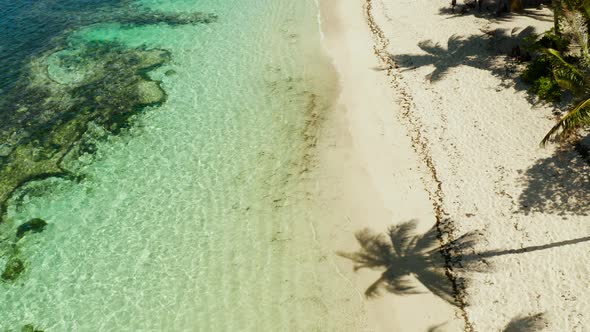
[317,0,590,331]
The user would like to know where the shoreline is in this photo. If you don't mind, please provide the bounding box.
[1,2,370,330]
[316,0,466,330]
[317,0,590,330]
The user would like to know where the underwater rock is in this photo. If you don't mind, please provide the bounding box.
[1,256,25,281]
[21,324,44,332]
[136,81,166,105]
[16,218,48,240]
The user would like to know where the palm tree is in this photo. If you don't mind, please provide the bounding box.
[542,0,590,144]
[554,0,563,35]
[338,221,479,305]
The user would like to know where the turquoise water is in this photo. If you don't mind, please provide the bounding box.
[0,0,366,330]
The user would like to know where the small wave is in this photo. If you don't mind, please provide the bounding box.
[313,0,325,41]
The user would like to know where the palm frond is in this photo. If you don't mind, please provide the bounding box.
[546,48,582,73]
[546,48,587,94]
[562,9,590,62]
[553,66,585,94]
[542,97,590,145]
[582,0,590,18]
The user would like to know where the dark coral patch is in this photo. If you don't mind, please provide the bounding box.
[1,256,25,281]
[0,0,219,222]
[21,324,44,332]
[117,12,218,26]
[0,41,171,220]
[16,218,48,240]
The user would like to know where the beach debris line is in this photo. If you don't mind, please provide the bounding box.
[363,0,474,328]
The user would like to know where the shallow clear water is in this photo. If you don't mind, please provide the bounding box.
[0,0,366,330]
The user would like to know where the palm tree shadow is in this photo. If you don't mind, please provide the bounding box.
[426,322,448,332]
[427,312,548,331]
[338,220,483,306]
[393,26,538,84]
[503,313,548,331]
[518,147,590,216]
[339,220,590,306]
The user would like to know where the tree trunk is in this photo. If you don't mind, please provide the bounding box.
[496,0,511,14]
[554,0,561,35]
[511,0,524,11]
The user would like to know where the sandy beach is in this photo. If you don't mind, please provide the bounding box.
[318,0,590,331]
[2,0,589,329]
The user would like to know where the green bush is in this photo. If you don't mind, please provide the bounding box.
[521,55,562,101]
[521,56,553,83]
[531,76,562,102]
[524,28,570,53]
[521,46,566,102]
[538,29,570,52]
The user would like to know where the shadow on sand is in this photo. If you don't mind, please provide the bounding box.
[392,26,538,84]
[503,313,548,331]
[439,0,553,22]
[338,220,482,306]
[339,220,590,306]
[518,147,590,216]
[428,312,548,331]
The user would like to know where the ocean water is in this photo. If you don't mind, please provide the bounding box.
[0,0,367,330]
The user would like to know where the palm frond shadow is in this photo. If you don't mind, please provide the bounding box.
[426,322,448,332]
[393,26,538,84]
[518,147,590,216]
[338,220,482,306]
[339,220,590,306]
[439,0,553,22]
[503,313,548,331]
[426,312,547,331]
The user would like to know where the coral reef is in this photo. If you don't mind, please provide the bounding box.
[0,41,171,220]
[0,2,218,288]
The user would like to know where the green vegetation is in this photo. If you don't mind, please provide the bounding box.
[520,0,590,144]
[522,59,562,102]
[540,0,590,143]
[521,29,570,103]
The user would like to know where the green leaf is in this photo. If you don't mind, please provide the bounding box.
[542,97,590,145]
